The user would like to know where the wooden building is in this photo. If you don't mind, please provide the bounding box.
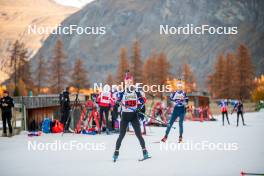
[13,94,86,130]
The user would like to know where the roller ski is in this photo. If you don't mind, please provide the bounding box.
[178,136,183,143]
[161,136,167,142]
[138,149,151,161]
[112,150,119,162]
[160,136,183,143]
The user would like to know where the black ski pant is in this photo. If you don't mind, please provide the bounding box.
[99,106,110,130]
[237,111,245,126]
[61,109,70,131]
[2,112,12,134]
[115,112,146,151]
[111,105,118,130]
[222,111,230,126]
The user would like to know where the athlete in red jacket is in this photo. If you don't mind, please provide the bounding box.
[97,85,113,134]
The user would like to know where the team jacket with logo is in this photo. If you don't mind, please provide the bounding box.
[117,90,146,113]
[170,90,188,107]
[97,91,113,107]
[219,100,228,112]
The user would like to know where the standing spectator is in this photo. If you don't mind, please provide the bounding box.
[60,87,71,132]
[0,90,14,137]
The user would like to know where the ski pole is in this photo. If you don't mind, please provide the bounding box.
[119,101,176,130]
[137,111,176,130]
[146,95,155,133]
[117,99,177,129]
[241,171,264,176]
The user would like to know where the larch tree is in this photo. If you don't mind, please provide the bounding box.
[208,44,255,100]
[71,58,90,91]
[156,52,171,97]
[106,73,114,86]
[130,40,143,83]
[236,44,255,100]
[225,52,238,98]
[49,39,68,93]
[156,52,170,85]
[9,40,31,96]
[116,47,129,83]
[208,53,226,98]
[143,53,157,86]
[182,63,196,93]
[35,54,48,94]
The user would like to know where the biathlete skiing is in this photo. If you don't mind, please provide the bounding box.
[161,79,188,143]
[112,71,150,162]
[232,100,246,127]
[219,99,230,126]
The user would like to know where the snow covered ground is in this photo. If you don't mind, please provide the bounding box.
[1,111,264,176]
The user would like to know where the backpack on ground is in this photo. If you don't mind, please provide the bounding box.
[51,120,64,133]
[42,118,52,133]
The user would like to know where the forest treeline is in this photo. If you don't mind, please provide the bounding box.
[2,39,261,101]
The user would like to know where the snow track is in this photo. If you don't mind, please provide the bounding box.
[1,111,264,176]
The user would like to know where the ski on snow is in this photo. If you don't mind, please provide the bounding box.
[138,156,151,162]
[113,157,152,162]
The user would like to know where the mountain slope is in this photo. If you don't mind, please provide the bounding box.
[0,0,77,83]
[34,0,264,87]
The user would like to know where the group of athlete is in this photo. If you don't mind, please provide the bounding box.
[219,99,246,127]
[98,71,188,162]
[0,68,248,162]
[59,70,246,162]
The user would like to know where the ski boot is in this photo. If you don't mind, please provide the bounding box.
[161,136,167,142]
[143,149,150,159]
[112,150,119,162]
[139,149,151,161]
[178,136,183,143]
